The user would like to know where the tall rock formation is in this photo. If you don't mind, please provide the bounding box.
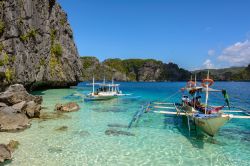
[81,57,191,81]
[0,0,83,91]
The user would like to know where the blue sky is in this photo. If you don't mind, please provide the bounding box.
[58,0,250,70]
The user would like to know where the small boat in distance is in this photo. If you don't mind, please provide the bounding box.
[84,77,128,101]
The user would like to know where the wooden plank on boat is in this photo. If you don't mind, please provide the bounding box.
[153,111,185,115]
[153,106,175,109]
[232,115,250,119]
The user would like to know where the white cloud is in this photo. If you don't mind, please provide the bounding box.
[218,40,250,66]
[203,59,214,69]
[208,49,215,56]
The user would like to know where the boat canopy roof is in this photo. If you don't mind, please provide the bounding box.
[87,83,120,87]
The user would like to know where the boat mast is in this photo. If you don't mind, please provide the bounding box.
[112,76,114,92]
[92,76,95,94]
[194,74,197,87]
[194,73,197,108]
[103,76,106,84]
[204,70,209,114]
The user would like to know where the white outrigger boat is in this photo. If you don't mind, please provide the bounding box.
[128,71,250,137]
[84,77,129,101]
[172,72,232,136]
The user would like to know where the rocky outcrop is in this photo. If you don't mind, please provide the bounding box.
[0,84,42,106]
[0,140,19,163]
[81,57,191,81]
[0,84,42,132]
[0,107,31,132]
[81,56,127,81]
[55,102,80,112]
[138,61,162,81]
[0,0,83,91]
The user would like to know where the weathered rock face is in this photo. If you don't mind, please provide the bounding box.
[0,0,83,91]
[0,84,42,132]
[138,61,162,81]
[55,102,80,112]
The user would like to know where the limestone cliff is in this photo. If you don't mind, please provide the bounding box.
[81,57,191,81]
[0,0,83,91]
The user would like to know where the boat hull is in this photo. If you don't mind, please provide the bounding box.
[193,114,231,137]
[177,104,231,136]
[84,95,118,101]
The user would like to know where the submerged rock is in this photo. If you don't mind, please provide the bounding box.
[73,130,90,137]
[39,112,71,121]
[7,140,20,153]
[0,107,31,132]
[107,123,128,128]
[55,102,80,112]
[0,144,11,163]
[48,147,63,153]
[0,140,19,163]
[105,129,135,136]
[55,126,68,132]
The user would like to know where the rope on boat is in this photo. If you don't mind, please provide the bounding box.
[162,90,181,102]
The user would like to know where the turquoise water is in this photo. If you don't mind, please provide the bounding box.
[0,82,250,166]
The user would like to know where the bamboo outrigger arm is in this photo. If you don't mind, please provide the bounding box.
[153,110,250,119]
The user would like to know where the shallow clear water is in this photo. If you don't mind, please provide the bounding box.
[0,82,250,166]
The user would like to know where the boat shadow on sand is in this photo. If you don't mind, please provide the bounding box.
[164,115,224,149]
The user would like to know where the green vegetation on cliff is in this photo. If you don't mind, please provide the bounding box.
[80,56,190,81]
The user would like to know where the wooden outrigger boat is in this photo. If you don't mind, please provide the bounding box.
[128,71,250,137]
[84,77,129,101]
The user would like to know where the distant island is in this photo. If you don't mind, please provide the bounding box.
[81,56,250,82]
[194,65,250,81]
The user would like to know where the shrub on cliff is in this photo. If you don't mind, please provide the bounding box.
[51,43,63,57]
